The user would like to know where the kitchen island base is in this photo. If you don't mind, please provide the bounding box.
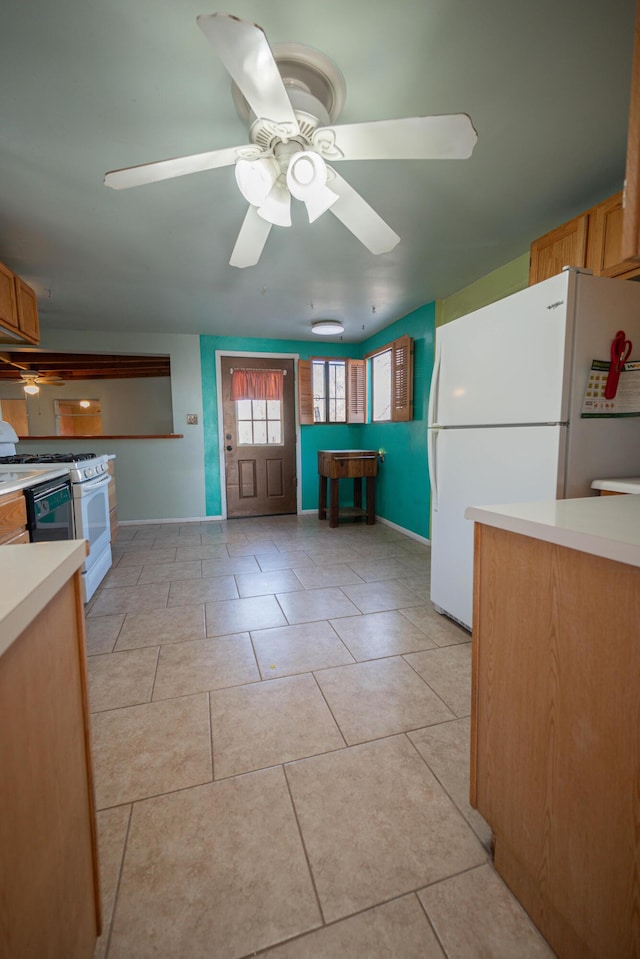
[0,542,101,958]
[470,522,640,959]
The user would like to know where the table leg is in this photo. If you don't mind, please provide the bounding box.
[366,476,376,525]
[329,478,339,528]
[318,475,328,520]
[353,477,362,510]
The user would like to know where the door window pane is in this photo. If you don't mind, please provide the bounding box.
[253,421,267,444]
[237,421,253,444]
[236,399,283,446]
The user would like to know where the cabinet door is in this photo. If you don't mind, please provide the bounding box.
[0,490,27,542]
[528,212,589,285]
[621,0,640,262]
[0,398,29,436]
[588,192,640,279]
[0,260,19,333]
[14,276,40,342]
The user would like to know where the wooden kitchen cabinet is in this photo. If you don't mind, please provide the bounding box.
[528,211,590,285]
[0,542,101,958]
[470,523,640,959]
[587,191,640,278]
[621,0,640,263]
[14,274,40,341]
[0,258,40,344]
[529,192,640,285]
[0,488,28,544]
[107,457,118,542]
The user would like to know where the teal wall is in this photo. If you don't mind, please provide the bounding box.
[200,309,435,538]
[359,302,435,539]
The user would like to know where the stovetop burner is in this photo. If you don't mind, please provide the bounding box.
[0,452,98,465]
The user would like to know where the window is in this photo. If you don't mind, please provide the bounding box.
[371,349,392,421]
[298,358,365,424]
[312,359,346,422]
[298,338,412,425]
[236,399,282,445]
[365,335,414,423]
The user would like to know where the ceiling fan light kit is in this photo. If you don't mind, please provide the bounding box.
[103,13,478,268]
[312,319,344,335]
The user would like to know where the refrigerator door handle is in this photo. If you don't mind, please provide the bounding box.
[428,343,442,429]
[428,426,439,511]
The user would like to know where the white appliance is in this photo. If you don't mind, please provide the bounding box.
[428,268,640,630]
[0,452,112,601]
[0,420,18,456]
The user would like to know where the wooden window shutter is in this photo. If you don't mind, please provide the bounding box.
[347,358,365,423]
[391,335,413,421]
[298,359,314,424]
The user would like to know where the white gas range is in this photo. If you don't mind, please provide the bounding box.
[0,452,113,601]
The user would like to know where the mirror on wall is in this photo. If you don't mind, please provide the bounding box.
[0,351,174,436]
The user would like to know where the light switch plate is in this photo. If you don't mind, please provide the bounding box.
[186,413,198,425]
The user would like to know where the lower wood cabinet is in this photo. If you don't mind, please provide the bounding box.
[0,488,28,544]
[471,523,640,959]
[107,457,118,542]
[0,561,101,958]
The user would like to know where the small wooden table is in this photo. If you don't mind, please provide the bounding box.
[318,449,378,528]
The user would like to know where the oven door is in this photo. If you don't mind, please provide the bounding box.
[73,473,112,600]
[27,478,75,543]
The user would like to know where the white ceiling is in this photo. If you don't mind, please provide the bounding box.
[0,0,636,344]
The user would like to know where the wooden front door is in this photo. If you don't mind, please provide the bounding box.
[221,355,297,518]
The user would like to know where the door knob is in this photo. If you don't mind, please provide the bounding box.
[226,445,233,451]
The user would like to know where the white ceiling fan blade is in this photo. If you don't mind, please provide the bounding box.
[196,14,299,135]
[327,169,400,255]
[229,206,272,268]
[313,114,478,162]
[104,145,251,190]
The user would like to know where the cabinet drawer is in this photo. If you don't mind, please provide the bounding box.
[0,529,30,546]
[0,492,27,538]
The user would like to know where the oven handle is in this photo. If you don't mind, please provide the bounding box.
[78,475,111,493]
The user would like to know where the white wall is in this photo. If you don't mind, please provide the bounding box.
[13,330,207,523]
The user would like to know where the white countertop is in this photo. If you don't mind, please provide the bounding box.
[590,476,640,494]
[465,494,640,569]
[0,540,88,658]
[0,465,70,495]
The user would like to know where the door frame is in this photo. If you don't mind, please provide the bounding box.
[215,349,301,519]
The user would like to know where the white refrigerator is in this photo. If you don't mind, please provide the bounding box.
[428,268,640,630]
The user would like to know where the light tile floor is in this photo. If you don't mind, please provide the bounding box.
[86,515,557,959]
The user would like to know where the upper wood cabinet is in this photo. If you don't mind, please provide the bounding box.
[528,211,590,286]
[622,0,640,262]
[0,259,40,344]
[529,192,640,285]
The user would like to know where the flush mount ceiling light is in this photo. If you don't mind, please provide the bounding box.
[312,319,344,335]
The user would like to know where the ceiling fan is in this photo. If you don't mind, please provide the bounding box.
[104,13,478,268]
[19,371,65,394]
[0,356,66,392]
